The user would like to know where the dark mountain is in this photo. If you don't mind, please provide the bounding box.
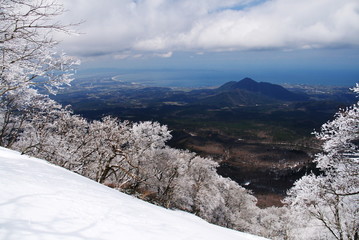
[196,89,279,107]
[217,78,309,102]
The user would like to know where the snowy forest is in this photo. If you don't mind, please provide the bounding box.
[0,1,358,239]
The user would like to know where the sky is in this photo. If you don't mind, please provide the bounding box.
[57,0,359,86]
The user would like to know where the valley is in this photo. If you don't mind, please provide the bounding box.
[52,74,356,207]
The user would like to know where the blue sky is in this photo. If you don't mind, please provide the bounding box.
[58,0,359,86]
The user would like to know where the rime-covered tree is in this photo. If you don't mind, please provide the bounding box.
[0,0,79,147]
[285,84,359,240]
[1,2,267,237]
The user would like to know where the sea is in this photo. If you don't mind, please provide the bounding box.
[80,68,359,89]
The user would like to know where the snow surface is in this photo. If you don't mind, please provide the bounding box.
[0,147,267,240]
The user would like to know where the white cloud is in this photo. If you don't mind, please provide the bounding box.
[58,0,359,59]
[114,53,131,60]
[154,51,173,58]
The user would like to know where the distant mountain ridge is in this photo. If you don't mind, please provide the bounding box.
[193,78,309,107]
[196,88,277,107]
[55,75,311,111]
[217,78,308,102]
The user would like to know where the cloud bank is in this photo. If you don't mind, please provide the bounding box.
[59,0,359,58]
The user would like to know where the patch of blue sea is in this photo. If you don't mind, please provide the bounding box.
[101,69,357,88]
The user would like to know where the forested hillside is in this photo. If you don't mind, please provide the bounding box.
[0,146,267,240]
[0,1,358,239]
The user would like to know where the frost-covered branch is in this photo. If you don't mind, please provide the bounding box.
[285,84,359,240]
[0,0,79,98]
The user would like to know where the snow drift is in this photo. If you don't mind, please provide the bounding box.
[0,147,266,240]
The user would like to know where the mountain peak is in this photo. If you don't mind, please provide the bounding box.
[217,77,259,92]
[236,78,260,91]
[217,78,308,102]
[240,77,257,84]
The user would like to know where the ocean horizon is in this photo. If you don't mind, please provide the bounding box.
[78,68,359,88]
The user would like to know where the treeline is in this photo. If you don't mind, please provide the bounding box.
[1,92,286,237]
[1,1,357,239]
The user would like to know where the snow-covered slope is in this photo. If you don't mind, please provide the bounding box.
[0,147,267,240]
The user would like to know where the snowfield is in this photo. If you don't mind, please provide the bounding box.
[0,147,267,240]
